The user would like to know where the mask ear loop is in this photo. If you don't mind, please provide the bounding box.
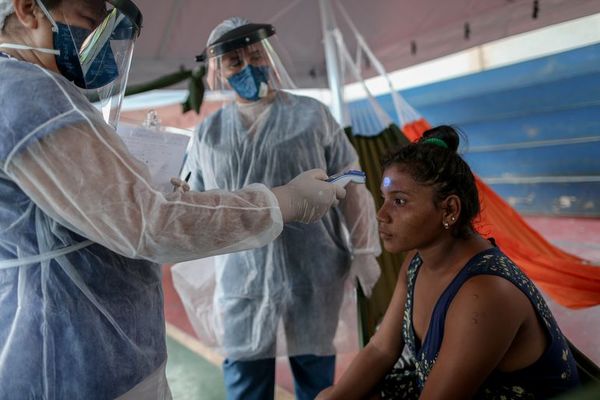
[35,0,59,33]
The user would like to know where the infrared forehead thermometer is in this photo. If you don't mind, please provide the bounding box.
[326,170,367,187]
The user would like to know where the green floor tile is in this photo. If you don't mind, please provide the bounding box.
[166,335,225,400]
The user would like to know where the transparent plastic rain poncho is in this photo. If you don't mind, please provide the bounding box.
[174,20,381,361]
[0,47,284,400]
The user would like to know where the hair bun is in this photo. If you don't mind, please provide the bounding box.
[420,125,460,152]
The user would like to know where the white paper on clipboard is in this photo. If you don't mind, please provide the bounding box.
[116,122,191,193]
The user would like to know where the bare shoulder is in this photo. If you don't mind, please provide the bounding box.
[447,273,531,342]
[461,271,527,302]
[455,273,529,313]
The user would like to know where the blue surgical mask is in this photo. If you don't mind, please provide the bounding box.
[53,22,119,89]
[227,65,270,101]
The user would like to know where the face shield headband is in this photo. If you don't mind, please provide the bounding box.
[196,23,276,63]
[35,0,142,90]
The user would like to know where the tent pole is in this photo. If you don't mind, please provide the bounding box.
[319,0,346,125]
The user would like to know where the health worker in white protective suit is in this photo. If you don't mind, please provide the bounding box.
[0,1,346,399]
[179,17,382,400]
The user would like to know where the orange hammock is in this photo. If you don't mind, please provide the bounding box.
[402,118,600,309]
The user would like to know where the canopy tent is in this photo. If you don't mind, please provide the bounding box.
[128,0,600,89]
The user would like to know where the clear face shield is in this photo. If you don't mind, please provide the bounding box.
[37,0,142,128]
[197,23,295,102]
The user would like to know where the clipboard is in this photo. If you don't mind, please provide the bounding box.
[116,114,192,193]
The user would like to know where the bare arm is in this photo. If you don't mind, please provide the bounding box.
[317,252,415,400]
[419,275,527,400]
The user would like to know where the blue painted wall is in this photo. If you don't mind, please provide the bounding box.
[348,43,600,216]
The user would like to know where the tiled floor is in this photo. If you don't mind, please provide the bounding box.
[166,333,225,400]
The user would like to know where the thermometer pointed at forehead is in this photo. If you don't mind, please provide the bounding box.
[326,170,366,187]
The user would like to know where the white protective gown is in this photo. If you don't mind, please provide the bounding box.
[0,54,283,399]
[177,91,381,360]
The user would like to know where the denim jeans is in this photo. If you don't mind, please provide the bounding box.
[223,354,336,400]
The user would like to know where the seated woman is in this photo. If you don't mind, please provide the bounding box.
[317,125,581,399]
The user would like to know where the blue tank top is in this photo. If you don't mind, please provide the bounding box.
[402,247,580,399]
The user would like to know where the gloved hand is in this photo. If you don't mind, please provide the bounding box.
[170,177,190,193]
[349,253,381,298]
[271,169,346,224]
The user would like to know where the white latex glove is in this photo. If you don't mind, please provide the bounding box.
[349,253,381,298]
[271,169,346,224]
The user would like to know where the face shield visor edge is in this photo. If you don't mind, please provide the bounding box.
[196,23,296,102]
[0,0,142,128]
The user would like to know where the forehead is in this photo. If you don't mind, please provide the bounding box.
[381,165,419,191]
[244,43,265,53]
[222,44,265,57]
